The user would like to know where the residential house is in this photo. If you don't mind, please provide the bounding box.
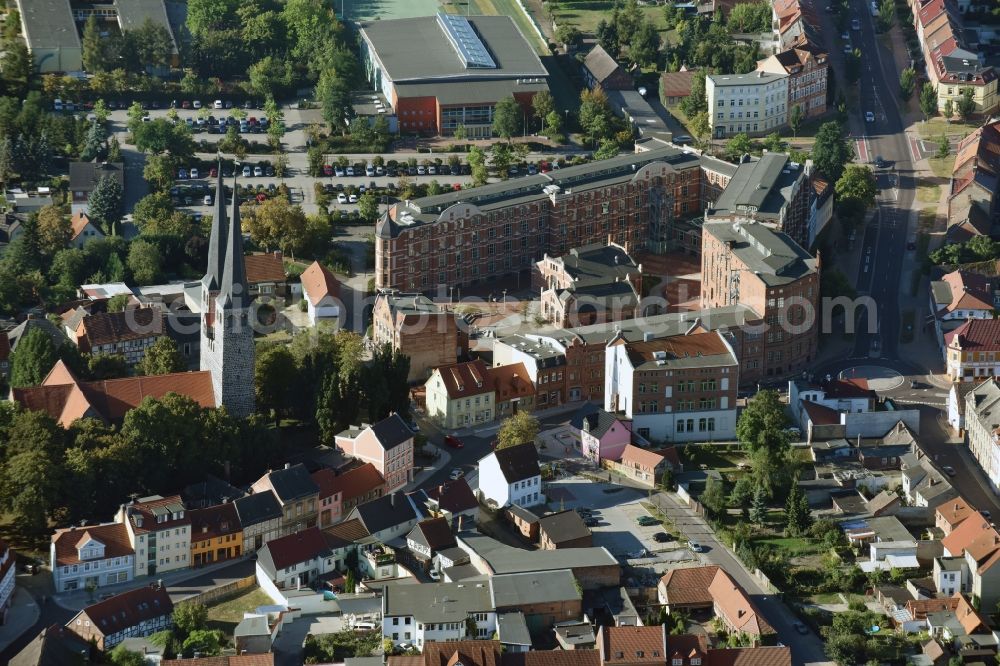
[706,71,789,138]
[66,584,172,651]
[925,593,997,660]
[965,379,1000,490]
[425,359,495,429]
[807,175,833,249]
[407,517,457,562]
[71,308,165,366]
[584,586,641,627]
[534,242,643,328]
[571,402,632,464]
[608,444,681,489]
[491,362,536,420]
[948,381,983,434]
[868,490,902,517]
[947,121,1000,242]
[478,442,543,509]
[846,516,920,572]
[756,43,828,118]
[116,495,191,577]
[11,359,215,427]
[381,580,496,647]
[493,334,570,408]
[7,315,69,353]
[936,497,978,536]
[233,490,283,553]
[657,566,776,644]
[941,515,1000,613]
[70,162,125,216]
[51,522,134,593]
[386,641,601,666]
[417,478,479,527]
[554,621,598,650]
[597,625,667,666]
[255,527,334,593]
[346,492,419,543]
[244,252,288,299]
[334,413,415,491]
[252,463,320,536]
[581,45,632,90]
[933,556,969,597]
[605,330,739,442]
[946,319,1000,382]
[10,624,91,666]
[491,570,582,634]
[538,511,592,550]
[372,291,464,382]
[299,260,341,326]
[189,503,242,567]
[182,475,245,510]
[69,211,104,249]
[902,455,958,508]
[234,615,273,655]
[312,463,386,528]
[163,658,274,666]
[660,70,695,105]
[930,270,997,349]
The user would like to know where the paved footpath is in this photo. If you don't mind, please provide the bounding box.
[0,587,41,654]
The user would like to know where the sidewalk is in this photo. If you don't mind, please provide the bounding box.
[0,587,40,654]
[401,443,452,494]
[52,557,249,612]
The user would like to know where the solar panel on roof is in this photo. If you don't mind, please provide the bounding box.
[437,13,497,69]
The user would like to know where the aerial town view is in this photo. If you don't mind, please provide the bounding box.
[0,0,998,663]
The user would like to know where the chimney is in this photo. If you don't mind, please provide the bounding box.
[284,462,291,470]
[25,313,35,320]
[458,514,464,532]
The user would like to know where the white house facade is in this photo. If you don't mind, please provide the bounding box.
[477,443,543,509]
[50,523,135,593]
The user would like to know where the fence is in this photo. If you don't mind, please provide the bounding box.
[183,574,257,606]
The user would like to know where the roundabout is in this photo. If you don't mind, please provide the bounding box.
[836,365,905,391]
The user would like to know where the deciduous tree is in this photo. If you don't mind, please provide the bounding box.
[127,239,163,284]
[492,95,521,143]
[496,412,540,449]
[137,336,186,375]
[36,205,72,257]
[919,83,938,119]
[10,326,59,388]
[811,121,852,182]
[957,87,976,120]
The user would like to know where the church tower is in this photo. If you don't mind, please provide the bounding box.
[200,166,255,417]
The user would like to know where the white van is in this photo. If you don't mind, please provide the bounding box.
[53,99,63,111]
[353,622,376,631]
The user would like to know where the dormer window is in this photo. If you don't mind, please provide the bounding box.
[691,660,702,666]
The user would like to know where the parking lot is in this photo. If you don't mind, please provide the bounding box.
[546,477,697,579]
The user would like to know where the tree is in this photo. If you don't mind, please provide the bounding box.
[492,96,521,142]
[690,111,711,146]
[724,133,752,160]
[10,326,59,388]
[785,480,812,534]
[182,630,223,657]
[936,134,950,159]
[255,344,297,421]
[173,602,207,639]
[127,239,163,284]
[835,165,877,208]
[956,88,976,120]
[134,119,195,157]
[594,139,620,160]
[680,70,708,117]
[943,97,954,122]
[87,174,124,235]
[531,91,555,131]
[763,132,784,152]
[137,336,186,375]
[496,412,540,449]
[358,193,378,222]
[87,353,130,380]
[82,15,107,73]
[750,485,767,524]
[241,197,308,255]
[36,206,72,257]
[920,83,938,119]
[2,42,31,85]
[631,21,661,68]
[109,645,147,666]
[727,2,773,32]
[108,293,130,313]
[899,67,916,101]
[555,24,581,48]
[812,121,852,182]
[701,476,727,517]
[789,105,803,138]
[736,390,795,496]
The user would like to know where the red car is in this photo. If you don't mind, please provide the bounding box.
[323,164,334,176]
[209,167,218,178]
[452,183,462,191]
[181,100,191,109]
[444,435,465,449]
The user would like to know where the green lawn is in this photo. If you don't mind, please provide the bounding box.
[754,536,825,557]
[918,205,938,234]
[808,592,846,604]
[206,586,274,638]
[927,156,953,179]
[917,117,979,140]
[551,1,670,34]
[916,178,941,204]
[683,445,747,471]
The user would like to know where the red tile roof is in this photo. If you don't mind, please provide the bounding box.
[76,308,164,350]
[311,463,385,503]
[51,522,133,567]
[411,517,457,551]
[264,527,331,570]
[707,646,792,666]
[71,585,173,637]
[938,270,995,313]
[122,495,189,535]
[244,252,286,285]
[708,569,776,636]
[70,212,99,241]
[658,566,720,607]
[942,514,1000,561]
[660,71,695,98]
[945,319,1000,352]
[600,625,666,664]
[667,634,708,660]
[300,261,341,306]
[621,444,672,471]
[935,496,976,531]
[162,657,275,666]
[490,363,535,402]
[434,359,493,399]
[190,503,241,543]
[802,400,841,426]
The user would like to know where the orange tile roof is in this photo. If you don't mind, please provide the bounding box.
[51,522,133,566]
[123,495,188,534]
[244,252,286,285]
[940,270,994,313]
[43,359,78,386]
[945,319,1000,353]
[954,593,989,635]
[707,646,792,666]
[489,363,535,402]
[667,634,707,660]
[600,625,666,664]
[942,515,1000,563]
[434,359,493,399]
[76,308,164,350]
[935,496,976,530]
[906,597,960,620]
[163,657,275,666]
[300,261,341,306]
[660,71,695,98]
[708,569,776,636]
[658,565,719,606]
[70,212,98,241]
[621,444,671,471]
[311,463,385,503]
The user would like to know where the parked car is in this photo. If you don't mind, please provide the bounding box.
[429,569,441,581]
[243,165,252,178]
[203,195,213,205]
[428,166,437,175]
[335,167,345,177]
[337,193,348,204]
[652,532,672,543]
[178,168,189,179]
[689,540,703,553]
[348,194,358,204]
[583,517,600,527]
[366,165,375,177]
[444,435,464,449]
[943,465,956,476]
[254,166,263,177]
[865,111,875,122]
[190,167,200,179]
[793,622,809,635]
[636,516,659,527]
[323,165,333,176]
[417,165,426,175]
[213,100,223,109]
[346,166,355,177]
[449,468,464,480]
[193,100,203,109]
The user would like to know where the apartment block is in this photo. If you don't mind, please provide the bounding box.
[116,495,191,577]
[372,290,465,382]
[700,220,820,385]
[706,71,789,139]
[757,44,828,118]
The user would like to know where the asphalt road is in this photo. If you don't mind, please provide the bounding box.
[844,0,915,363]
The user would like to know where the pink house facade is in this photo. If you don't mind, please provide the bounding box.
[572,404,632,463]
[334,413,415,492]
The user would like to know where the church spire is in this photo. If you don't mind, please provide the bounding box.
[201,160,227,292]
[217,171,248,311]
